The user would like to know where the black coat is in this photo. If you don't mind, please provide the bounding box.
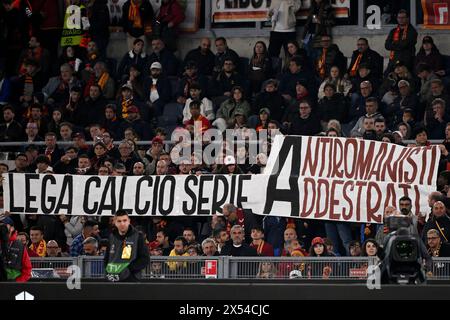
[348,48,384,78]
[143,76,172,115]
[317,93,348,123]
[438,242,450,257]
[118,51,148,79]
[40,147,65,167]
[385,24,418,72]
[422,215,450,244]
[253,91,287,122]
[213,49,240,76]
[220,243,257,257]
[279,70,315,99]
[37,216,67,248]
[148,48,179,77]
[0,120,23,142]
[288,113,322,136]
[53,158,78,175]
[101,117,125,140]
[315,44,347,79]
[176,74,209,99]
[415,48,445,73]
[90,0,110,39]
[104,226,150,282]
[121,118,154,141]
[212,72,246,97]
[122,0,154,38]
[389,94,419,126]
[77,96,108,127]
[183,47,215,76]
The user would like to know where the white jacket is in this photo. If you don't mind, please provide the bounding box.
[269,0,302,32]
[182,98,215,123]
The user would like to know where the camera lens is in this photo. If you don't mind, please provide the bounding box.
[395,240,413,260]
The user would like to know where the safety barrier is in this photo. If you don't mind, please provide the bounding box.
[29,256,450,281]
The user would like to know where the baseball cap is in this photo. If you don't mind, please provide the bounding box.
[0,216,14,227]
[422,36,434,44]
[121,84,133,91]
[152,136,163,145]
[149,241,162,251]
[224,155,236,166]
[393,130,403,139]
[72,132,85,139]
[259,108,270,115]
[311,237,324,246]
[127,106,139,114]
[150,62,162,70]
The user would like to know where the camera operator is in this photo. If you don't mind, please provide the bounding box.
[0,217,32,282]
[381,216,432,284]
[398,196,420,235]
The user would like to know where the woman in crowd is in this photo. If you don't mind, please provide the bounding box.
[248,41,273,95]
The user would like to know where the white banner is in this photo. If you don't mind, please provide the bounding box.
[212,0,350,23]
[2,136,440,223]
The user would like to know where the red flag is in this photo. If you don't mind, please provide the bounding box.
[422,0,450,29]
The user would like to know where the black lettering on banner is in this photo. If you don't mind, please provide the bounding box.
[229,174,237,205]
[237,175,251,208]
[225,0,264,9]
[212,175,229,214]
[198,175,214,215]
[152,176,160,215]
[98,177,116,215]
[159,176,175,215]
[25,174,39,213]
[117,176,128,211]
[264,136,301,216]
[55,175,73,215]
[183,175,198,215]
[83,177,101,214]
[8,174,24,213]
[41,175,57,214]
[135,176,152,215]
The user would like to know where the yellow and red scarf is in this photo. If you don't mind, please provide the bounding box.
[121,98,133,119]
[350,53,362,77]
[318,48,328,79]
[128,1,142,29]
[389,25,408,61]
[29,240,47,257]
[97,72,110,91]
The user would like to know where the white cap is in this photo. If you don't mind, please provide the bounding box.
[150,62,162,70]
[289,270,302,279]
[393,130,403,138]
[224,155,236,166]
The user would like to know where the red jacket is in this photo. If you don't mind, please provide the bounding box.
[184,115,211,133]
[250,241,274,256]
[8,232,32,282]
[158,0,185,28]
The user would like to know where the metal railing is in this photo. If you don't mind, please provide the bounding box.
[227,257,374,280]
[29,256,450,281]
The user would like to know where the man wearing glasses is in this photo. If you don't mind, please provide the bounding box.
[427,229,450,257]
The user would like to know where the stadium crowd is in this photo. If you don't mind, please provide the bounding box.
[2,0,450,282]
